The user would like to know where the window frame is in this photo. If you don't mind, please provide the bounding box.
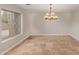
[0,8,23,41]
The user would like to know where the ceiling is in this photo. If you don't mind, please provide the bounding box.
[17,4,79,12]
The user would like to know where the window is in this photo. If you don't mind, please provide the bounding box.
[0,9,21,40]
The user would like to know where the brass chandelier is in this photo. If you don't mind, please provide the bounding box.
[44,4,59,20]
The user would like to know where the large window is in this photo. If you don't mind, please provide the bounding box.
[0,9,21,40]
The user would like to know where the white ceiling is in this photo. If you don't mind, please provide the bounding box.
[17,4,79,12]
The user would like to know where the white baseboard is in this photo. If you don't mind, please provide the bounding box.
[69,33,79,41]
[1,34,30,55]
[30,34,69,36]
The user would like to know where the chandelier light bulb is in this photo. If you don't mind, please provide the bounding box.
[46,13,49,16]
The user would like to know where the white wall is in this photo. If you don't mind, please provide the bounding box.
[0,4,29,54]
[69,11,79,40]
[26,12,71,35]
[22,8,79,41]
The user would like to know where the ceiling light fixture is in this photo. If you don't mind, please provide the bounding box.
[26,4,31,5]
[44,4,59,20]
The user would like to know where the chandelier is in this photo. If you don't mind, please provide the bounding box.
[44,4,59,20]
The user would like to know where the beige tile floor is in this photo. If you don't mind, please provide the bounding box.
[5,35,79,55]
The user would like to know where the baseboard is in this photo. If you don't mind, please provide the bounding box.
[1,34,30,55]
[30,34,69,36]
[69,33,79,41]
